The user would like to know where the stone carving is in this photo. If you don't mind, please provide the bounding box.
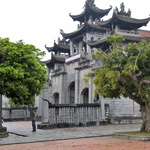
[60,29,64,34]
[127,9,131,17]
[120,2,125,12]
[115,3,131,17]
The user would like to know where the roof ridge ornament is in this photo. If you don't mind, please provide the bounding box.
[86,0,94,4]
[115,2,131,17]
[84,0,95,8]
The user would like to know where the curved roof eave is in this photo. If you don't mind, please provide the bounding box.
[88,4,112,15]
[43,54,65,68]
[87,38,107,48]
[114,13,150,25]
[45,42,70,53]
[97,18,113,29]
[69,11,85,21]
[97,12,150,30]
[60,25,84,39]
[61,22,107,39]
[69,3,112,22]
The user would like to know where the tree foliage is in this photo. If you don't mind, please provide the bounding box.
[86,34,150,105]
[0,38,47,105]
[85,34,150,132]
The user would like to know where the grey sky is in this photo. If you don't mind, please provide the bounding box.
[0,0,149,60]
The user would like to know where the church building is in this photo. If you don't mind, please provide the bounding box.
[39,0,150,124]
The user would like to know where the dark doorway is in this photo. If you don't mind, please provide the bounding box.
[53,93,59,104]
[82,88,89,104]
[69,82,75,104]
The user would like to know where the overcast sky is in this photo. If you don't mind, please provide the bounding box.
[0,0,150,60]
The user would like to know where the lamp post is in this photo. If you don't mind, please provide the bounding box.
[0,94,8,138]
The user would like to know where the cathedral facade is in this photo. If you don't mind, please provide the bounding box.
[39,0,150,123]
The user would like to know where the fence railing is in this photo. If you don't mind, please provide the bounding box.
[47,104,102,127]
[2,107,38,121]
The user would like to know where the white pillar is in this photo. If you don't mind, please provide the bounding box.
[41,85,49,123]
[100,97,105,120]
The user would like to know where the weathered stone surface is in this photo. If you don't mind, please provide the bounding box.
[0,127,8,138]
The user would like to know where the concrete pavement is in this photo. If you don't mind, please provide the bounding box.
[0,121,141,145]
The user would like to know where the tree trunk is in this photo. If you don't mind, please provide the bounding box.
[0,94,8,137]
[140,104,150,133]
[0,94,2,128]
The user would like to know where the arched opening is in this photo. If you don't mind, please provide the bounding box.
[82,42,87,52]
[91,37,94,42]
[73,45,77,54]
[68,82,75,104]
[81,88,89,104]
[53,93,59,104]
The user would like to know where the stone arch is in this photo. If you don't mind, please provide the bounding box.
[81,87,89,104]
[53,93,59,104]
[68,81,75,104]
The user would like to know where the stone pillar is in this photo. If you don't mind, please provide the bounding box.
[70,41,73,56]
[0,94,8,138]
[100,97,105,120]
[41,85,49,123]
[79,41,82,54]
[88,76,93,103]
[75,70,79,104]
[59,74,63,104]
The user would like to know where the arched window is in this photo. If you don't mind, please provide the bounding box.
[68,82,75,104]
[53,93,59,104]
[81,88,89,104]
[73,45,77,54]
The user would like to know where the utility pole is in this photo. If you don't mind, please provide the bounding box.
[0,94,8,138]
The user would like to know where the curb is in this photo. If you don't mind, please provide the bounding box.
[112,133,150,141]
[0,134,112,146]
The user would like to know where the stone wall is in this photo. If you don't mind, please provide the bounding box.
[37,104,105,129]
[2,107,38,121]
[104,98,142,124]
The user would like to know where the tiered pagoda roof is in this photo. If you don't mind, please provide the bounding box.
[69,0,112,22]
[45,41,70,55]
[42,54,65,68]
[97,12,150,30]
[44,1,150,64]
[60,21,107,39]
[97,2,150,30]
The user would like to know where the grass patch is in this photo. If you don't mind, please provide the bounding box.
[115,131,150,136]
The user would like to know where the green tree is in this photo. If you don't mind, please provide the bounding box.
[85,34,150,132]
[0,38,47,105]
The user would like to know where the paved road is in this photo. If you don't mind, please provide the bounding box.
[0,121,141,145]
[1,136,150,150]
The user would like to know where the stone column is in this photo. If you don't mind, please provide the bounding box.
[59,74,63,104]
[75,70,79,104]
[41,85,49,123]
[70,41,73,56]
[100,97,105,120]
[0,94,8,138]
[88,76,92,103]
